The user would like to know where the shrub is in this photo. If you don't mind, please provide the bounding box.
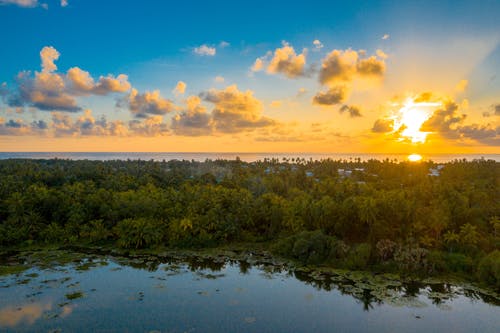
[39,222,66,243]
[271,230,334,265]
[344,243,371,269]
[477,250,500,288]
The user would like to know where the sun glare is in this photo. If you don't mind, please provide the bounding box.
[393,98,441,143]
[408,154,423,162]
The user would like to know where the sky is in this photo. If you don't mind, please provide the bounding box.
[0,0,499,153]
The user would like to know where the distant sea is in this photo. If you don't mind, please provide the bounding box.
[0,152,498,163]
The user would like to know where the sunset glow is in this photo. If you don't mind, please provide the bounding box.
[407,153,423,162]
[394,99,441,143]
[0,1,498,154]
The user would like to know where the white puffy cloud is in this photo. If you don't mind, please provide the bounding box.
[60,0,67,7]
[40,46,59,73]
[313,39,324,50]
[67,67,131,95]
[5,46,131,112]
[194,44,216,56]
[382,34,390,40]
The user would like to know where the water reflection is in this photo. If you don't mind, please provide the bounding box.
[0,250,498,332]
[0,302,51,327]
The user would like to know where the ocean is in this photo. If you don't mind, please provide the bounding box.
[0,152,498,163]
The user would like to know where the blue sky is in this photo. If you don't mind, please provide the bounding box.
[0,0,499,152]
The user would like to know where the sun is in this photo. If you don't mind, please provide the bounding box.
[393,98,441,143]
[408,154,423,162]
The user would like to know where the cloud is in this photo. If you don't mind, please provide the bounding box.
[0,111,172,137]
[219,41,230,48]
[496,104,500,115]
[4,46,130,112]
[67,67,131,95]
[0,117,50,135]
[74,110,127,136]
[382,34,390,40]
[312,86,348,105]
[0,0,38,7]
[49,111,128,137]
[266,42,307,78]
[455,79,468,92]
[200,84,276,133]
[372,118,394,133]
[458,124,499,143]
[251,58,265,72]
[129,116,169,136]
[419,99,499,144]
[172,81,186,95]
[370,94,500,145]
[214,76,225,83]
[420,101,465,134]
[118,89,176,118]
[60,0,67,7]
[171,96,212,136]
[319,49,385,86]
[11,70,81,112]
[194,44,216,56]
[312,49,386,109]
[313,39,324,50]
[40,46,59,73]
[339,104,362,117]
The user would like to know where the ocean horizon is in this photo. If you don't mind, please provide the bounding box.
[0,152,498,163]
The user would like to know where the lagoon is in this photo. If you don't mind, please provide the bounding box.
[1,250,498,332]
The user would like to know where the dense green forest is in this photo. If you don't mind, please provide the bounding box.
[0,158,498,288]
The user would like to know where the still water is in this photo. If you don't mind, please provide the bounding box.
[0,251,498,332]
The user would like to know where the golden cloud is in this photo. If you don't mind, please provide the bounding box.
[267,42,307,78]
[119,88,176,118]
[319,49,385,86]
[312,86,348,105]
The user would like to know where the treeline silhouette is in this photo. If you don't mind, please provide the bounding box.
[0,157,498,287]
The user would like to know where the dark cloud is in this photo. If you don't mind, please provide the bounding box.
[128,116,169,136]
[418,99,499,145]
[171,96,213,136]
[420,101,466,134]
[339,104,362,117]
[312,86,347,105]
[372,118,394,133]
[458,124,499,144]
[31,120,48,130]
